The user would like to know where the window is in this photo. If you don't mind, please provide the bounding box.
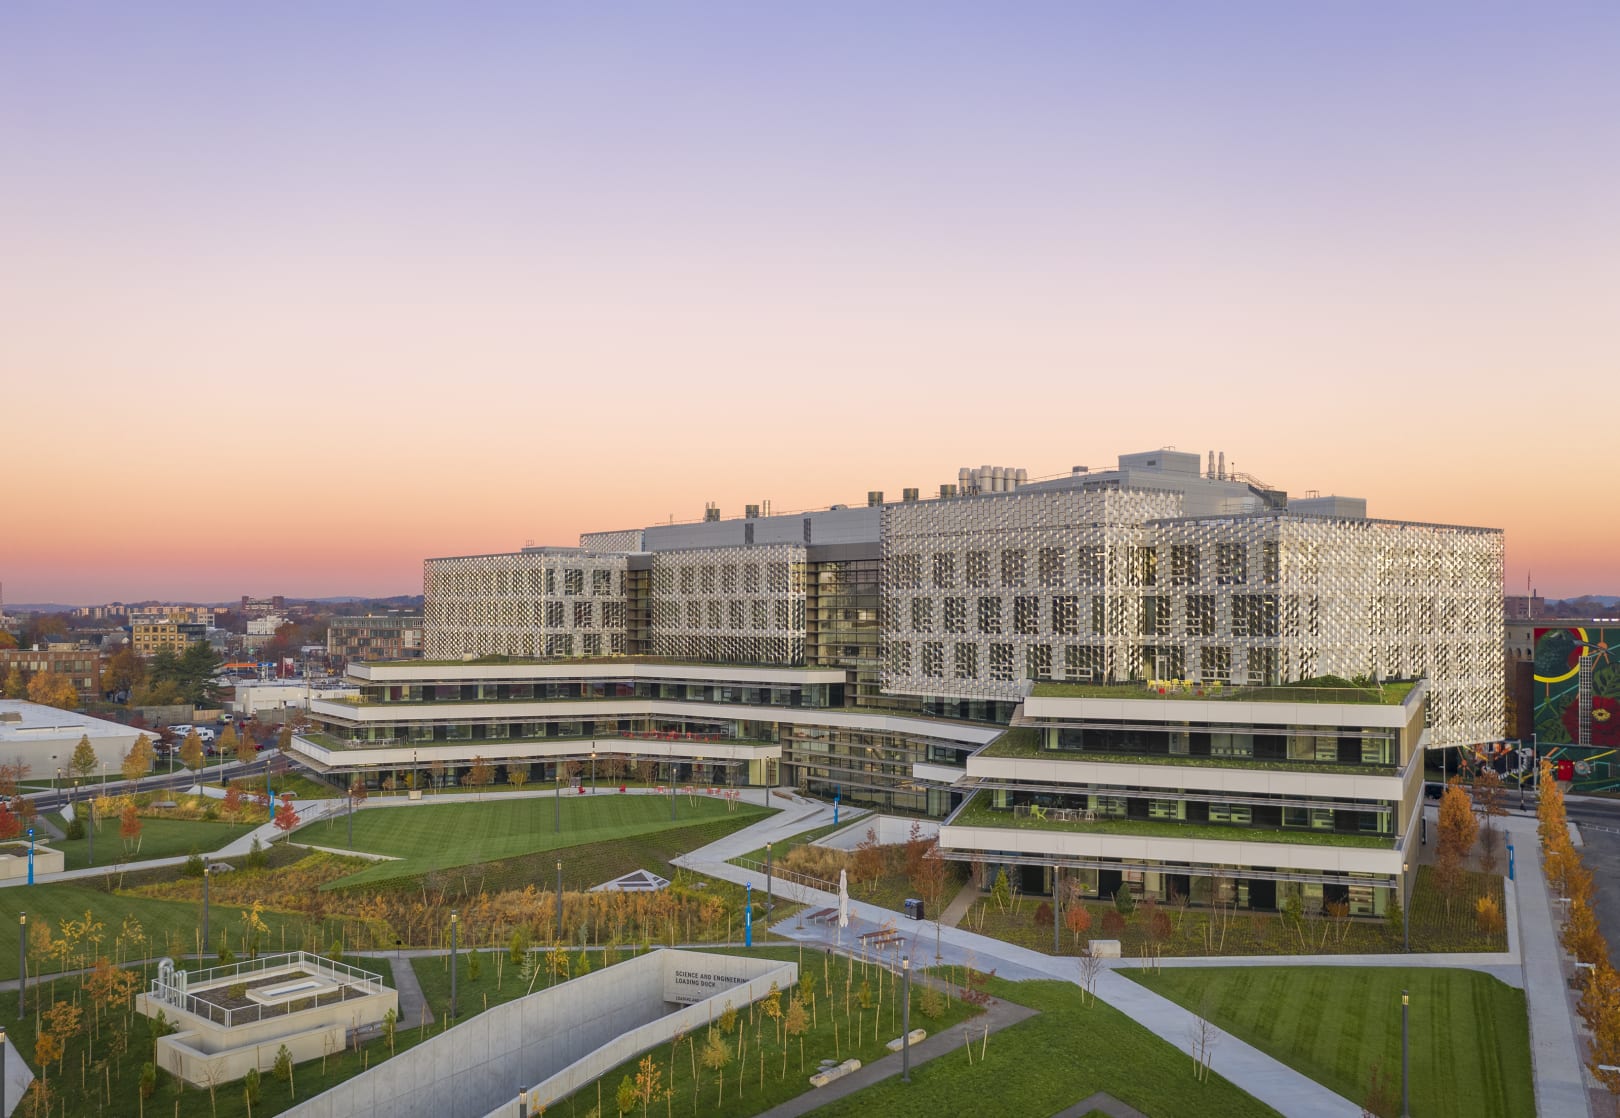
[1208,802,1252,824]
[573,601,594,628]
[564,569,584,596]
[707,601,722,628]
[1216,543,1247,585]
[1129,547,1157,587]
[954,643,978,679]
[545,634,573,656]
[602,602,625,629]
[921,642,945,677]
[894,554,924,589]
[1091,596,1107,634]
[686,602,703,627]
[720,564,736,593]
[1263,542,1280,584]
[582,633,602,656]
[700,565,716,593]
[1200,646,1232,681]
[1001,549,1027,587]
[768,562,791,593]
[741,564,760,592]
[1140,596,1170,637]
[775,600,791,628]
[1233,594,1278,638]
[729,600,746,628]
[592,569,612,596]
[933,553,956,589]
[889,641,911,673]
[1076,546,1104,583]
[989,643,1014,681]
[911,598,934,633]
[1170,545,1200,586]
[1186,595,1215,637]
[1038,546,1065,587]
[1052,596,1081,636]
[1014,596,1039,635]
[978,596,1002,634]
[944,597,967,633]
[966,551,991,588]
[1065,645,1102,681]
[752,600,768,629]
[545,601,565,628]
[1027,644,1052,680]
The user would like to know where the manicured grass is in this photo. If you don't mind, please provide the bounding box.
[302,794,769,888]
[1122,966,1533,1118]
[552,946,984,1118]
[211,772,342,802]
[51,815,259,870]
[813,974,1279,1118]
[952,794,1395,848]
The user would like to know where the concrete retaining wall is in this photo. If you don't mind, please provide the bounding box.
[817,814,938,850]
[281,949,795,1118]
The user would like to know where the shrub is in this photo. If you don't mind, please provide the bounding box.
[227,982,248,1000]
[243,1067,261,1105]
[246,835,267,870]
[468,951,482,981]
[919,984,946,1019]
[1114,884,1135,917]
[140,1063,157,1100]
[202,804,220,821]
[218,947,236,966]
[509,927,531,966]
[1100,910,1125,937]
[182,850,205,878]
[66,816,85,840]
[1033,901,1054,928]
[1475,895,1505,936]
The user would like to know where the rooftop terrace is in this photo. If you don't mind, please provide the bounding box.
[1030,676,1416,706]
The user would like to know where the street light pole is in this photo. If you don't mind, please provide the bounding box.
[556,861,564,943]
[590,750,596,792]
[766,841,773,917]
[554,779,560,833]
[450,911,459,1021]
[1401,989,1409,1118]
[202,863,210,957]
[17,913,25,1016]
[901,955,912,1083]
[1402,861,1410,953]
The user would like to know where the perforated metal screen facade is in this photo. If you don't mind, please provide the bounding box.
[649,544,807,664]
[423,552,630,659]
[880,489,1503,748]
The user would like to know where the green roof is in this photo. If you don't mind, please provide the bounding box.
[1030,677,1416,706]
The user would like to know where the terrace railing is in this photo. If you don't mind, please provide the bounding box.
[148,950,388,1030]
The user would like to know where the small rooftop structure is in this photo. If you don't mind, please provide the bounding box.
[590,868,670,892]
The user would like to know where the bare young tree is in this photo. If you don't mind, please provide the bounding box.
[1077,949,1105,1006]
[1188,1003,1221,1082]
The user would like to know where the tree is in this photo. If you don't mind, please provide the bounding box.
[0,760,28,799]
[1435,778,1478,915]
[122,735,155,782]
[633,1053,662,1116]
[235,727,258,768]
[120,802,144,855]
[1563,898,1606,966]
[276,724,293,752]
[506,762,530,790]
[1114,882,1136,918]
[272,798,301,839]
[27,669,78,709]
[1065,901,1093,945]
[2,666,25,699]
[465,756,495,798]
[101,644,143,698]
[701,1027,731,1104]
[1579,961,1620,1101]
[348,778,368,810]
[1537,758,1567,849]
[784,995,809,1074]
[69,734,99,781]
[217,725,238,765]
[180,730,205,772]
[0,802,21,842]
[272,1042,295,1099]
[0,629,14,649]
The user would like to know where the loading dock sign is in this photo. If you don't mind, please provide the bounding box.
[669,967,751,1004]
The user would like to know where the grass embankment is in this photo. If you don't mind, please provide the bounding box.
[813,972,1280,1118]
[49,816,261,871]
[304,794,768,889]
[966,866,1506,959]
[1122,966,1533,1118]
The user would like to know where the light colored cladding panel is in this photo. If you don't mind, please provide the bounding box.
[648,544,807,666]
[422,552,629,660]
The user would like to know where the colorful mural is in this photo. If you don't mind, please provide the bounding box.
[1533,625,1620,749]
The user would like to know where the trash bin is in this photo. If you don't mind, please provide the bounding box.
[904,898,924,921]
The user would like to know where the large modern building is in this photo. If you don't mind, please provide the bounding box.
[297,447,1503,912]
[327,614,424,664]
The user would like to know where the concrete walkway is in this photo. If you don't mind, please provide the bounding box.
[388,954,435,1031]
[937,877,983,928]
[753,996,1038,1118]
[1053,1093,1150,1118]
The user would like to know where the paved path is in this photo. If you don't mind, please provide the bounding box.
[937,878,982,928]
[753,996,1037,1118]
[388,953,435,1031]
[1052,1092,1150,1118]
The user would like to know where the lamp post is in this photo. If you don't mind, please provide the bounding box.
[554,777,561,833]
[450,910,458,1021]
[670,767,677,821]
[555,861,564,943]
[518,1086,529,1118]
[901,955,912,1083]
[1,1024,7,1116]
[590,750,596,792]
[202,862,210,956]
[25,828,34,886]
[348,782,354,849]
[766,841,773,917]
[1401,989,1410,1118]
[17,913,25,1016]
[745,882,753,948]
[1402,862,1410,953]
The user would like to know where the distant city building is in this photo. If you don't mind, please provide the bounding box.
[327,615,423,663]
[299,446,1504,916]
[73,603,129,621]
[0,646,101,695]
[128,605,219,626]
[240,595,287,618]
[246,615,287,637]
[131,620,208,658]
[1504,593,1547,620]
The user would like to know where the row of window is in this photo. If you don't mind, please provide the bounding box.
[905,593,1281,638]
[654,562,799,596]
[890,641,1280,684]
[652,599,800,632]
[890,543,1281,590]
[432,566,624,598]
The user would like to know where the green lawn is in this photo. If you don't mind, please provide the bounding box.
[812,973,1279,1118]
[1122,966,1533,1118]
[303,794,769,889]
[50,815,260,870]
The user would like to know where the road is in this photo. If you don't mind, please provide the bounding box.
[20,753,294,815]
[1565,796,1620,971]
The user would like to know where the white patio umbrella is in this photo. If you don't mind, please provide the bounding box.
[838,868,849,944]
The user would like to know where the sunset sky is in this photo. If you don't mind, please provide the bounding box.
[2,3,1615,604]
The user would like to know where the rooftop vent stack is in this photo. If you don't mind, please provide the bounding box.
[745,504,760,519]
[1208,450,1216,479]
[939,484,958,499]
[992,466,1007,492]
[704,503,721,522]
[1013,468,1027,489]
[959,467,974,495]
[1218,451,1226,481]
[978,465,993,494]
[1073,465,1088,475]
[902,487,920,502]
[867,491,884,507]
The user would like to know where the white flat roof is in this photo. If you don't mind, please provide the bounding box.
[0,700,138,743]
